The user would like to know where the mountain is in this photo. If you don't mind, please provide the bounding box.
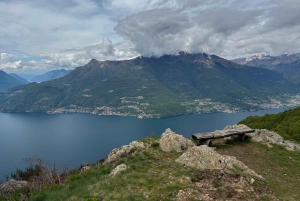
[31,69,72,82]
[232,53,300,83]
[0,71,25,91]
[232,53,300,72]
[17,73,37,81]
[9,73,29,84]
[0,52,299,118]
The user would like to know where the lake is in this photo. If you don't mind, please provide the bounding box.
[0,107,291,181]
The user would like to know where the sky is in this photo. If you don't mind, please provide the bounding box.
[0,0,300,73]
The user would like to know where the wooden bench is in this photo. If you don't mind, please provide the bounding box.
[192,128,255,146]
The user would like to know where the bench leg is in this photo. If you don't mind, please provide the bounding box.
[238,134,249,141]
[198,140,212,147]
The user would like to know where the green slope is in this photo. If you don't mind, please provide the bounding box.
[239,106,300,142]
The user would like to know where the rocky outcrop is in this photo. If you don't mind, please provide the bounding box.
[0,179,28,194]
[248,129,285,145]
[249,129,300,151]
[176,146,263,179]
[110,164,128,176]
[225,125,300,151]
[159,128,194,152]
[104,141,148,164]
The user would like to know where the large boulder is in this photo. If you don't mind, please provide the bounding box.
[176,146,263,179]
[104,141,148,164]
[248,129,285,145]
[159,128,194,152]
[0,179,28,194]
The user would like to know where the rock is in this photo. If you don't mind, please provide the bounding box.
[0,179,28,194]
[249,129,285,145]
[104,141,148,164]
[249,129,300,151]
[283,140,300,151]
[159,128,194,152]
[80,166,91,173]
[224,124,250,130]
[109,164,127,176]
[176,146,228,170]
[224,126,300,152]
[176,146,263,179]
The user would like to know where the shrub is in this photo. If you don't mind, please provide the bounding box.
[151,142,160,148]
[11,164,41,181]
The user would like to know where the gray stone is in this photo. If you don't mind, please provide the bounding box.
[104,141,148,164]
[249,129,285,144]
[110,164,127,176]
[224,125,300,152]
[176,146,263,179]
[284,140,300,151]
[224,124,250,130]
[249,129,300,151]
[159,128,194,152]
[0,179,28,194]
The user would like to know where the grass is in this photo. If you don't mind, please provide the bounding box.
[25,137,196,201]
[2,136,300,200]
[216,138,300,201]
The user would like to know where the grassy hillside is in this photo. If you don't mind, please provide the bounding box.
[2,137,300,201]
[239,106,300,142]
[217,139,300,201]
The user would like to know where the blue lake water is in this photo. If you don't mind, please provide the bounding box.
[0,108,291,181]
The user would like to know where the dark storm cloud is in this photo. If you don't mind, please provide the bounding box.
[114,0,300,58]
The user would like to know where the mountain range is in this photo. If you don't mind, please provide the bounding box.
[232,53,300,83]
[232,53,300,72]
[9,73,29,84]
[30,69,72,83]
[0,71,25,91]
[0,52,299,118]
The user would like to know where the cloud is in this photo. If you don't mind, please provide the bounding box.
[0,53,22,71]
[114,0,300,58]
[114,4,261,57]
[115,9,196,56]
[0,37,138,72]
[0,53,13,64]
[0,0,117,55]
[1,0,300,73]
[0,54,53,73]
[40,37,138,67]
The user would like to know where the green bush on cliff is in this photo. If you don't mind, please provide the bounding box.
[239,107,300,142]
